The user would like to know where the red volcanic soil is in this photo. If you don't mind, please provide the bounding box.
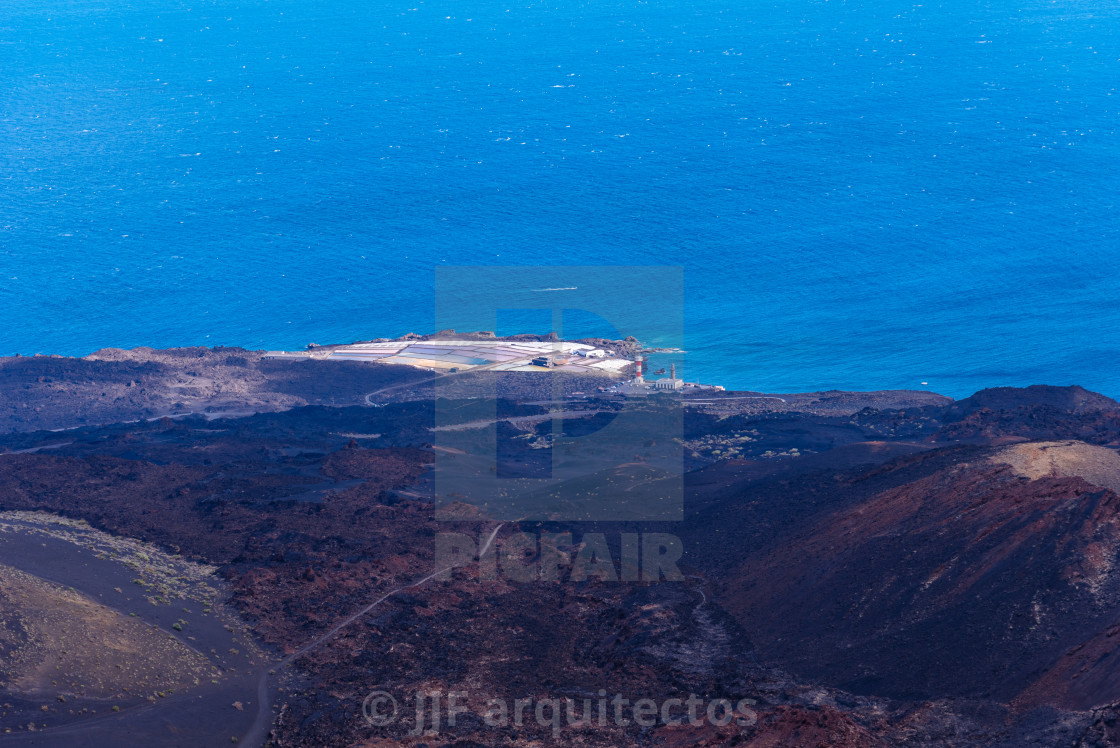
[0,428,436,651]
[648,705,889,747]
[741,705,888,747]
[675,387,1120,726]
[710,443,1120,708]
[4,377,1120,745]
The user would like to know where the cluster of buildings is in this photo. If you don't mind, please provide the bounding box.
[531,347,607,367]
[264,339,724,394]
[609,360,724,396]
[647,362,684,390]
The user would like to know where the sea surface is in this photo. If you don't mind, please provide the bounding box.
[1,0,1117,399]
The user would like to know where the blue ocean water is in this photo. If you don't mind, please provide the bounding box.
[1,0,1117,399]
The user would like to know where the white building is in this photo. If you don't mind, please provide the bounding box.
[652,363,684,390]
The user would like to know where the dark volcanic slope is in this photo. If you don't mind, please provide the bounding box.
[0,347,627,435]
[0,346,438,433]
[5,366,1120,746]
[934,385,1120,445]
[0,401,918,747]
[692,388,1120,716]
[720,449,1120,703]
[943,385,1120,421]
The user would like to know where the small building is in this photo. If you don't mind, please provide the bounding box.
[652,363,684,390]
[532,355,556,367]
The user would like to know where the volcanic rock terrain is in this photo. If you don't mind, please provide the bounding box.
[2,347,1120,746]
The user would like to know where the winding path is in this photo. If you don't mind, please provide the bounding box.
[240,521,507,747]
